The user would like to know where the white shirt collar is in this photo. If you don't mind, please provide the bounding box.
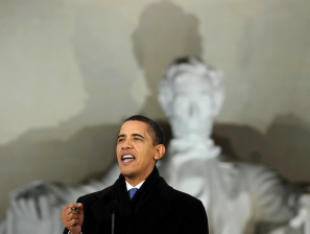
[125,180,145,191]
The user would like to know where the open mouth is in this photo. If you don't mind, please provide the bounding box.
[121,155,136,164]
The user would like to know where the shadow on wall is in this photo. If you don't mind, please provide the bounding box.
[5,113,306,185]
[0,125,119,185]
[213,114,310,182]
[132,0,203,118]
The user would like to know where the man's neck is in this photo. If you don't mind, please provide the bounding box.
[124,167,154,187]
[124,177,146,187]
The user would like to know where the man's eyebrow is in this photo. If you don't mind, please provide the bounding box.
[117,134,125,139]
[132,133,145,139]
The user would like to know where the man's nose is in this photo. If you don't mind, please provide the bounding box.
[121,140,132,149]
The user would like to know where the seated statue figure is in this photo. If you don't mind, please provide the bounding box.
[157,56,310,234]
[0,56,309,234]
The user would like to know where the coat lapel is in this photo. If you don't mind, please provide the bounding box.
[91,180,130,234]
[127,177,174,234]
[90,167,175,234]
[91,175,132,234]
[90,185,117,233]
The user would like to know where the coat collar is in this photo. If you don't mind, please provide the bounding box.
[91,167,174,234]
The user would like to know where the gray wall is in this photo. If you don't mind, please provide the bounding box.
[1,0,310,218]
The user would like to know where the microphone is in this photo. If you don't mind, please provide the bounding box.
[107,200,120,234]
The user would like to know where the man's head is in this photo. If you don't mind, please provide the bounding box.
[116,115,165,185]
[158,56,225,139]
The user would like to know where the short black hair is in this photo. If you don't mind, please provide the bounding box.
[124,115,165,145]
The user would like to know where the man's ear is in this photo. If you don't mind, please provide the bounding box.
[154,144,165,160]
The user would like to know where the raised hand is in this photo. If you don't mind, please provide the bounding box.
[61,203,84,234]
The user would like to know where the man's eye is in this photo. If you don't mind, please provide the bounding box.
[118,138,124,142]
[134,137,141,140]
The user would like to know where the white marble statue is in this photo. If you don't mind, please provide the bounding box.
[158,56,310,234]
[1,56,309,234]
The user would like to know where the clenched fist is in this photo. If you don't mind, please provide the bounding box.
[61,203,84,234]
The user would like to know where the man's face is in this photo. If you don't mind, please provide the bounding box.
[116,120,161,183]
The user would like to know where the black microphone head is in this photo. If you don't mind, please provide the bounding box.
[108,200,121,215]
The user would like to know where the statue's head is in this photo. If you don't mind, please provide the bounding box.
[158,56,225,139]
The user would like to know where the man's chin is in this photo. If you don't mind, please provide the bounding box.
[120,168,136,178]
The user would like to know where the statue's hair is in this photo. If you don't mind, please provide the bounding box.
[158,56,225,117]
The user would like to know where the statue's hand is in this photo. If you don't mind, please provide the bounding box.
[8,180,65,234]
[289,194,310,233]
[10,180,55,200]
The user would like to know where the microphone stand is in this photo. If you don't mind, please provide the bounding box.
[111,212,115,234]
[108,200,120,234]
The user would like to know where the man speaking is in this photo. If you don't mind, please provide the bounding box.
[61,115,209,234]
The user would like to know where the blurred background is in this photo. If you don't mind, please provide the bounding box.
[0,0,310,220]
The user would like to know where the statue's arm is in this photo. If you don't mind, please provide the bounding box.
[247,164,302,223]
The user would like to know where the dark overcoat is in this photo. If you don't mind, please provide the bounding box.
[63,167,209,234]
